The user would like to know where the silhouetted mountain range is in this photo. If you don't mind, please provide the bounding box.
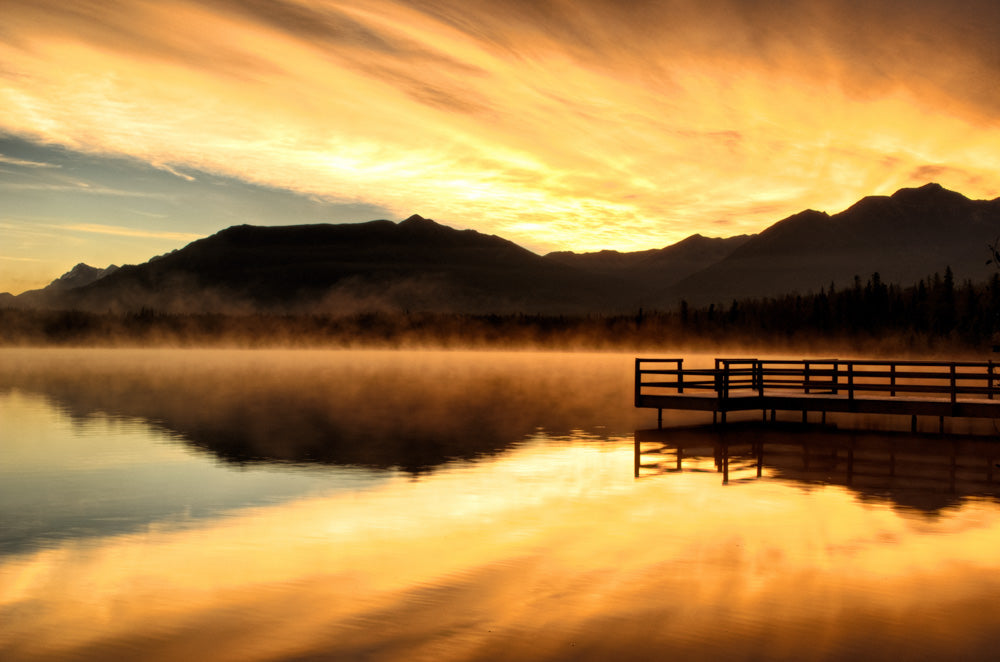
[27,215,634,314]
[546,233,751,286]
[11,263,119,309]
[665,183,1000,304]
[6,183,1000,313]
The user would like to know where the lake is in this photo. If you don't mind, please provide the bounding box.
[3,348,1000,661]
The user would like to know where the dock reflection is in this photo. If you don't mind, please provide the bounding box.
[636,422,1000,513]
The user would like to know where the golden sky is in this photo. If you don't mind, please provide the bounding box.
[3,0,1000,293]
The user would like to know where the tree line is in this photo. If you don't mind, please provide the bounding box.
[669,268,1000,352]
[2,268,999,354]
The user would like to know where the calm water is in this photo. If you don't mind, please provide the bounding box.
[3,349,1000,661]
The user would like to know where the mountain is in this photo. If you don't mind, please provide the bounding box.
[47,263,119,291]
[10,263,119,308]
[657,183,1000,305]
[52,215,632,314]
[545,233,751,285]
[8,183,1000,315]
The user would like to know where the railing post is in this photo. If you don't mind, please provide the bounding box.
[890,363,896,397]
[832,360,839,394]
[848,362,854,402]
[634,358,642,407]
[804,360,810,394]
[677,358,684,394]
[757,359,763,396]
[951,363,957,404]
[990,361,995,400]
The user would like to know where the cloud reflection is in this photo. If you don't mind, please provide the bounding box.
[4,349,1000,659]
[4,437,1000,660]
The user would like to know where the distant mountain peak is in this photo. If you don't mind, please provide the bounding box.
[894,181,945,196]
[399,214,451,234]
[911,182,945,192]
[891,181,969,205]
[400,214,441,228]
[48,263,119,291]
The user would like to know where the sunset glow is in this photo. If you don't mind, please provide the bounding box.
[6,440,1000,661]
[3,0,1000,292]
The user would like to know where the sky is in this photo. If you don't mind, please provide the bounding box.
[3,0,1000,294]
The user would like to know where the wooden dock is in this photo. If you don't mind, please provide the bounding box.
[635,357,1000,432]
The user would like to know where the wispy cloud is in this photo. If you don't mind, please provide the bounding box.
[59,223,203,241]
[154,163,196,182]
[2,0,1000,256]
[0,154,59,168]
[0,181,171,198]
[0,254,42,262]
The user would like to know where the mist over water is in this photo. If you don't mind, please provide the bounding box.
[0,348,646,469]
[4,348,1000,661]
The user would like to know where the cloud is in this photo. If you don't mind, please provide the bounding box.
[907,164,985,192]
[155,163,196,182]
[1,0,1000,258]
[58,223,203,241]
[0,254,42,262]
[0,181,172,198]
[0,154,59,168]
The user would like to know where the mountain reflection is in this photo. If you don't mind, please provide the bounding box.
[637,422,1000,514]
[0,349,642,474]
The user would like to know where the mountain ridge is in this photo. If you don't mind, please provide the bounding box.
[659,183,1000,305]
[6,183,1000,313]
[46,214,634,314]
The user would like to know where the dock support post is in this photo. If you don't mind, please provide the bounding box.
[950,441,957,493]
[722,444,729,484]
[634,435,640,477]
[847,443,854,484]
[770,409,776,422]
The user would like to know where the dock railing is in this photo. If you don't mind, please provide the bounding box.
[635,358,999,405]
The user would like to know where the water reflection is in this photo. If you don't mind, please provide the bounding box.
[0,348,644,473]
[7,429,1000,661]
[637,422,1000,514]
[0,390,387,555]
[7,350,1000,661]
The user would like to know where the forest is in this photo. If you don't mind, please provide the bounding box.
[2,268,998,355]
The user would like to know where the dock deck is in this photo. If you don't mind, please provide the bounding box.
[635,357,1000,431]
